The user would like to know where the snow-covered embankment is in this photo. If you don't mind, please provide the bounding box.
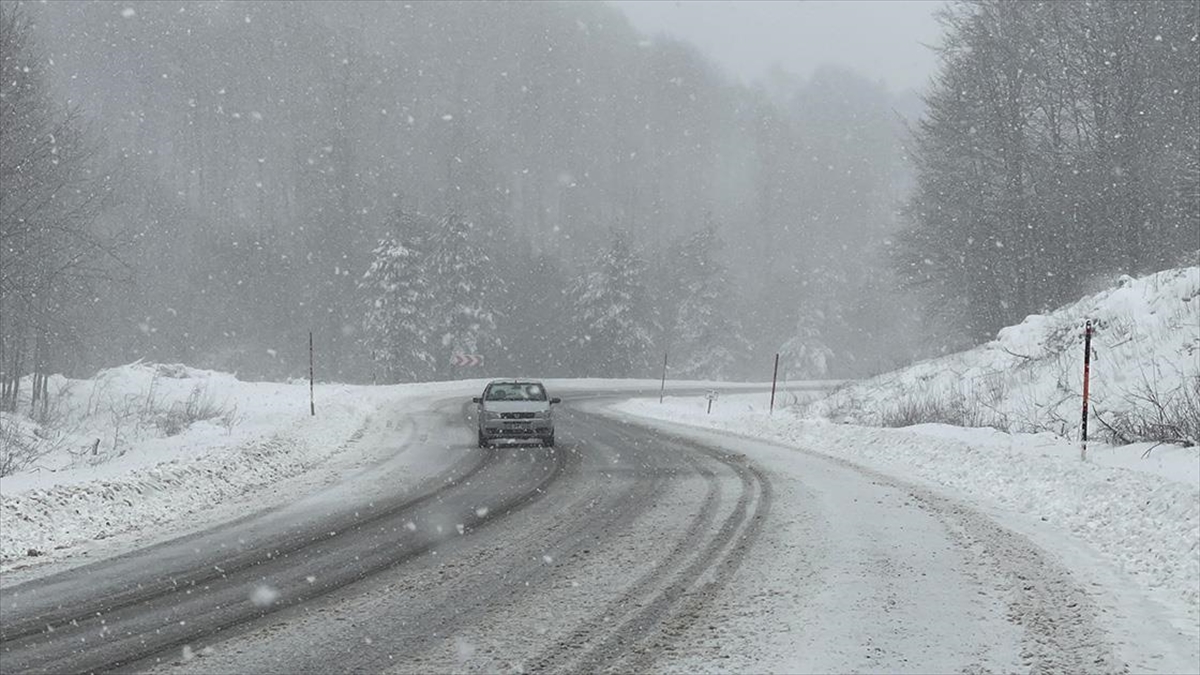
[0,363,476,570]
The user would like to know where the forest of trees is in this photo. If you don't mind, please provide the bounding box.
[895,0,1199,342]
[2,0,1196,392]
[0,5,124,411]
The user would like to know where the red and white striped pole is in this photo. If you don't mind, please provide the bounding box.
[1080,320,1093,461]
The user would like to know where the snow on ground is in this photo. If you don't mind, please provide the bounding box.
[0,369,791,578]
[810,265,1199,442]
[616,394,1198,621]
[0,363,486,571]
[610,265,1200,657]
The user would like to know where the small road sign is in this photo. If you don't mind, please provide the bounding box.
[451,353,484,367]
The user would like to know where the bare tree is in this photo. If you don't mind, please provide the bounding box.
[0,2,120,410]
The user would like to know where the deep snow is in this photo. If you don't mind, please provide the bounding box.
[811,265,1199,441]
[0,363,489,572]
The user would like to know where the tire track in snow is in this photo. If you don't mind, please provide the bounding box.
[137,406,682,674]
[791,449,1127,674]
[0,412,572,674]
[527,424,772,674]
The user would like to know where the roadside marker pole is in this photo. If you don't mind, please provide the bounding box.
[769,353,780,414]
[309,331,315,417]
[1080,320,1093,461]
[659,352,668,403]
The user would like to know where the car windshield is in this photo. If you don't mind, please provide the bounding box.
[485,383,547,401]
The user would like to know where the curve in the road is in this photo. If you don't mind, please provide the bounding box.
[528,424,771,674]
[0,404,570,674]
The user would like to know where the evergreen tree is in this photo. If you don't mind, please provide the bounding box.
[426,213,505,378]
[780,305,837,380]
[360,210,436,382]
[569,232,656,377]
[663,223,746,380]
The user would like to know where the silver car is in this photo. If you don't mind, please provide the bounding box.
[473,379,561,448]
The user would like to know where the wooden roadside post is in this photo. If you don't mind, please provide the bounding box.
[659,352,668,403]
[769,353,780,414]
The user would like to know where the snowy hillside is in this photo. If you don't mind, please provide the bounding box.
[812,265,1199,444]
[0,363,482,568]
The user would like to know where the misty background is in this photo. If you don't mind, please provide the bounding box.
[2,0,1196,392]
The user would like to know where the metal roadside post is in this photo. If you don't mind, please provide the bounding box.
[1080,320,1093,461]
[309,331,315,417]
[769,353,780,414]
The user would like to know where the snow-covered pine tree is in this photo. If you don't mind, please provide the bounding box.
[426,213,504,377]
[664,223,746,380]
[569,231,656,377]
[360,210,437,382]
[780,304,836,380]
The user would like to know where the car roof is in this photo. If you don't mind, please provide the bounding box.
[487,379,544,385]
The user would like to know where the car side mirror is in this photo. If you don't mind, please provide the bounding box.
[472,397,482,404]
[550,397,561,404]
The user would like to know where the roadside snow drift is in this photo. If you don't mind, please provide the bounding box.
[0,363,475,567]
[812,265,1199,442]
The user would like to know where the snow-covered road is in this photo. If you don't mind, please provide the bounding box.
[3,388,1189,673]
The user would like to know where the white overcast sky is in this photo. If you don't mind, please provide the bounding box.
[608,0,946,93]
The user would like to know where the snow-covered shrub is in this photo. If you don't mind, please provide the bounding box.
[875,388,1005,430]
[0,414,41,476]
[149,384,227,437]
[805,265,1198,447]
[1095,373,1200,448]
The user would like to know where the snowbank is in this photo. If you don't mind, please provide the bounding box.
[811,265,1199,443]
[0,363,479,567]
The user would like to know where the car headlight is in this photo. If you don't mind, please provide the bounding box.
[483,410,502,420]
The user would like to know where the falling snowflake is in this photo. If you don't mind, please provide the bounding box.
[249,585,279,607]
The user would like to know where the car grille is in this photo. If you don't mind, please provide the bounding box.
[486,426,550,436]
[500,412,536,419]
